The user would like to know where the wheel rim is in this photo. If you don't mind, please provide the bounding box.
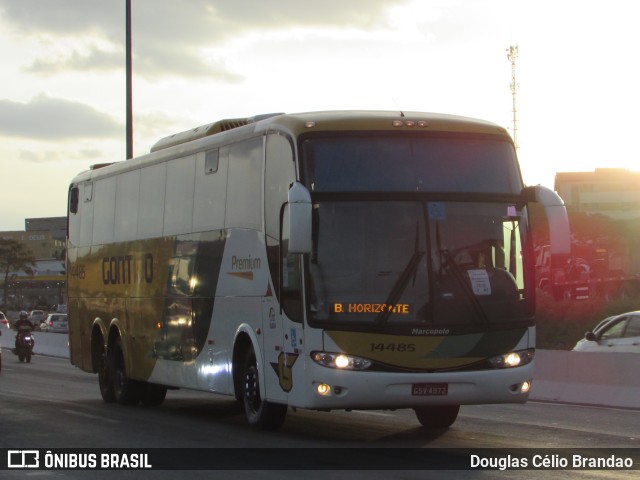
[244,365,261,414]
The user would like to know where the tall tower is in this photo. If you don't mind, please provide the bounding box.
[506,45,519,150]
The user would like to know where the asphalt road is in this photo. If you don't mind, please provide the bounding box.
[0,353,638,480]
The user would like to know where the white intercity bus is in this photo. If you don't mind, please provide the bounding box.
[66,111,570,429]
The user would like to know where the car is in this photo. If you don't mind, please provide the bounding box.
[572,311,640,353]
[0,311,9,330]
[28,310,47,328]
[40,313,68,333]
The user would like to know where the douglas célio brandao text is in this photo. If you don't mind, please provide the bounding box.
[470,453,635,470]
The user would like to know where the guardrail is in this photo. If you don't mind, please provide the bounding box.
[1,333,637,409]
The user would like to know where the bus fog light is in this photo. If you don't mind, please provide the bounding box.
[510,380,532,393]
[316,383,331,396]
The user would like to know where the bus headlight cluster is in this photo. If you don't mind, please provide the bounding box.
[311,352,373,370]
[488,348,534,369]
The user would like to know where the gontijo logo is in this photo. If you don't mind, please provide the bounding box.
[8,450,39,468]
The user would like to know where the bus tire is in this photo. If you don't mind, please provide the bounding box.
[414,405,460,428]
[141,383,167,407]
[242,347,287,430]
[98,344,116,403]
[110,336,142,406]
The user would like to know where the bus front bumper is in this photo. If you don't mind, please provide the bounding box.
[298,361,534,410]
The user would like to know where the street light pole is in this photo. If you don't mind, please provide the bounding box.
[506,45,519,151]
[126,0,133,159]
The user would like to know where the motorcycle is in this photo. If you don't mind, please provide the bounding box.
[13,330,35,363]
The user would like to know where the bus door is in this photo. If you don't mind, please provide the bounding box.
[261,291,288,403]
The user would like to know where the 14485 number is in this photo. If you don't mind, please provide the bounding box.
[370,343,416,352]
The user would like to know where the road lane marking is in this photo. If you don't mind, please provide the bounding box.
[60,409,120,424]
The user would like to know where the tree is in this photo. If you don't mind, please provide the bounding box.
[0,238,36,307]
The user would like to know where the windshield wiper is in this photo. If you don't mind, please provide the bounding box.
[376,250,425,324]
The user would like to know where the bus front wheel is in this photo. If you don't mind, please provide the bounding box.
[242,348,287,430]
[414,405,460,429]
[141,383,167,406]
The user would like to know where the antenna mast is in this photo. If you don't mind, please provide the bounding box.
[506,45,519,150]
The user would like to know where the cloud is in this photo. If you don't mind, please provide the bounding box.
[0,94,122,140]
[0,0,402,35]
[18,148,103,164]
[24,47,123,74]
[0,0,405,79]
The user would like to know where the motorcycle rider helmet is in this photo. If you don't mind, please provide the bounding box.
[19,311,28,320]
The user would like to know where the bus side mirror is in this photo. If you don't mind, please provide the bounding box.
[522,185,571,257]
[287,182,312,254]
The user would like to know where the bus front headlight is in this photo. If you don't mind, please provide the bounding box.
[488,348,534,369]
[311,352,373,370]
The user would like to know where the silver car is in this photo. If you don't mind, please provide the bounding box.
[573,311,640,353]
[29,310,47,327]
[40,313,68,333]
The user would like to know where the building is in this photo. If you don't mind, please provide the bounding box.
[0,216,66,308]
[555,169,640,221]
[0,217,66,261]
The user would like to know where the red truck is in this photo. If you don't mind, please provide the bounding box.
[535,243,640,300]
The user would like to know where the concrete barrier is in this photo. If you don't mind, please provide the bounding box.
[529,349,640,409]
[1,332,637,409]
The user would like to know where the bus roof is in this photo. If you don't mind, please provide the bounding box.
[72,111,512,183]
[151,110,510,152]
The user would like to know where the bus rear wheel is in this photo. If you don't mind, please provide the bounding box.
[242,348,287,430]
[414,405,460,429]
[110,336,142,406]
[98,343,116,403]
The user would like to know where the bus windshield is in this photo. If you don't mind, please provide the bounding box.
[308,200,532,328]
[302,135,532,329]
[302,134,522,194]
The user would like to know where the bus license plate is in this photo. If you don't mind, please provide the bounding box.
[412,383,448,396]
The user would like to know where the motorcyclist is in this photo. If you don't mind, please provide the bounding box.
[14,311,33,348]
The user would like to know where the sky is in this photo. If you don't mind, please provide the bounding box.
[1,0,639,231]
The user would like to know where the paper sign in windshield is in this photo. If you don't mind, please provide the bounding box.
[467,269,491,295]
